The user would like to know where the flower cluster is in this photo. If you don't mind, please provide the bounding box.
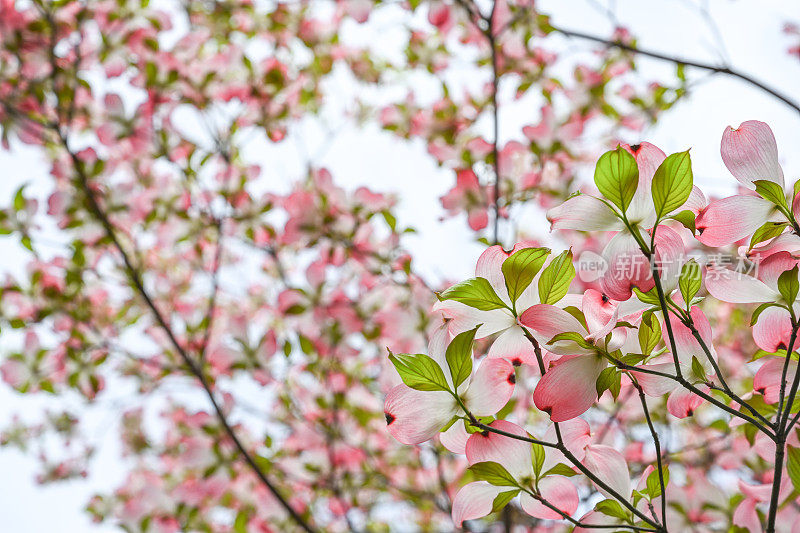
[386,120,800,531]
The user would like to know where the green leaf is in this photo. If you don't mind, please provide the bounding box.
[13,185,26,211]
[652,150,693,219]
[234,511,249,533]
[669,209,696,234]
[439,277,508,311]
[753,179,789,210]
[750,221,788,250]
[691,356,706,382]
[468,461,519,487]
[778,266,800,305]
[531,442,546,477]
[632,286,660,306]
[491,490,520,513]
[594,499,629,520]
[547,331,593,350]
[538,250,575,305]
[543,463,577,477]
[594,146,639,213]
[678,259,702,308]
[638,311,662,355]
[446,326,478,389]
[787,446,800,493]
[563,306,588,331]
[645,465,669,499]
[596,366,620,399]
[502,247,550,304]
[388,351,451,392]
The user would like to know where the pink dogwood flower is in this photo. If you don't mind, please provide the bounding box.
[546,143,696,300]
[435,243,564,367]
[384,327,515,445]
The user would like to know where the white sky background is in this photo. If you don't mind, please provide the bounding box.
[0,0,798,531]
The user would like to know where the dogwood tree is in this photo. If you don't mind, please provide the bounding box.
[0,0,799,532]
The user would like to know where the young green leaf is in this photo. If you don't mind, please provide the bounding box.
[787,446,800,493]
[531,442,546,477]
[439,277,508,311]
[669,209,696,234]
[445,326,478,389]
[547,331,594,350]
[749,221,788,250]
[596,366,619,399]
[502,247,550,304]
[491,490,520,513]
[652,150,693,220]
[632,286,661,306]
[538,250,575,305]
[594,499,629,520]
[468,461,519,487]
[638,311,662,355]
[753,179,789,210]
[691,356,706,383]
[594,146,639,213]
[645,465,669,499]
[388,351,451,392]
[543,463,578,477]
[678,259,702,308]
[778,266,799,305]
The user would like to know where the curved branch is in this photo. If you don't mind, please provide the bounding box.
[55,128,317,533]
[548,24,800,116]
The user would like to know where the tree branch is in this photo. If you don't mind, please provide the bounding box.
[547,24,800,116]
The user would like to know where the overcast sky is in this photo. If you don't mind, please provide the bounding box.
[0,0,798,531]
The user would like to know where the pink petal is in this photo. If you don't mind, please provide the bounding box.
[651,225,687,292]
[721,120,784,189]
[705,265,777,304]
[546,194,623,231]
[582,289,617,340]
[520,476,579,519]
[752,306,793,353]
[534,355,607,422]
[452,481,506,526]
[696,195,777,247]
[542,418,591,472]
[746,233,800,262]
[758,250,800,291]
[582,444,630,498]
[433,300,515,339]
[668,306,715,369]
[519,305,591,355]
[440,421,470,454]
[487,326,537,366]
[600,231,653,301]
[633,363,680,396]
[572,511,618,532]
[476,245,512,304]
[666,385,706,418]
[754,357,796,404]
[384,385,456,445]
[465,420,533,479]
[623,141,666,225]
[464,357,516,416]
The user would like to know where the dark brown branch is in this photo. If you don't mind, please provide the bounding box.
[53,128,317,533]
